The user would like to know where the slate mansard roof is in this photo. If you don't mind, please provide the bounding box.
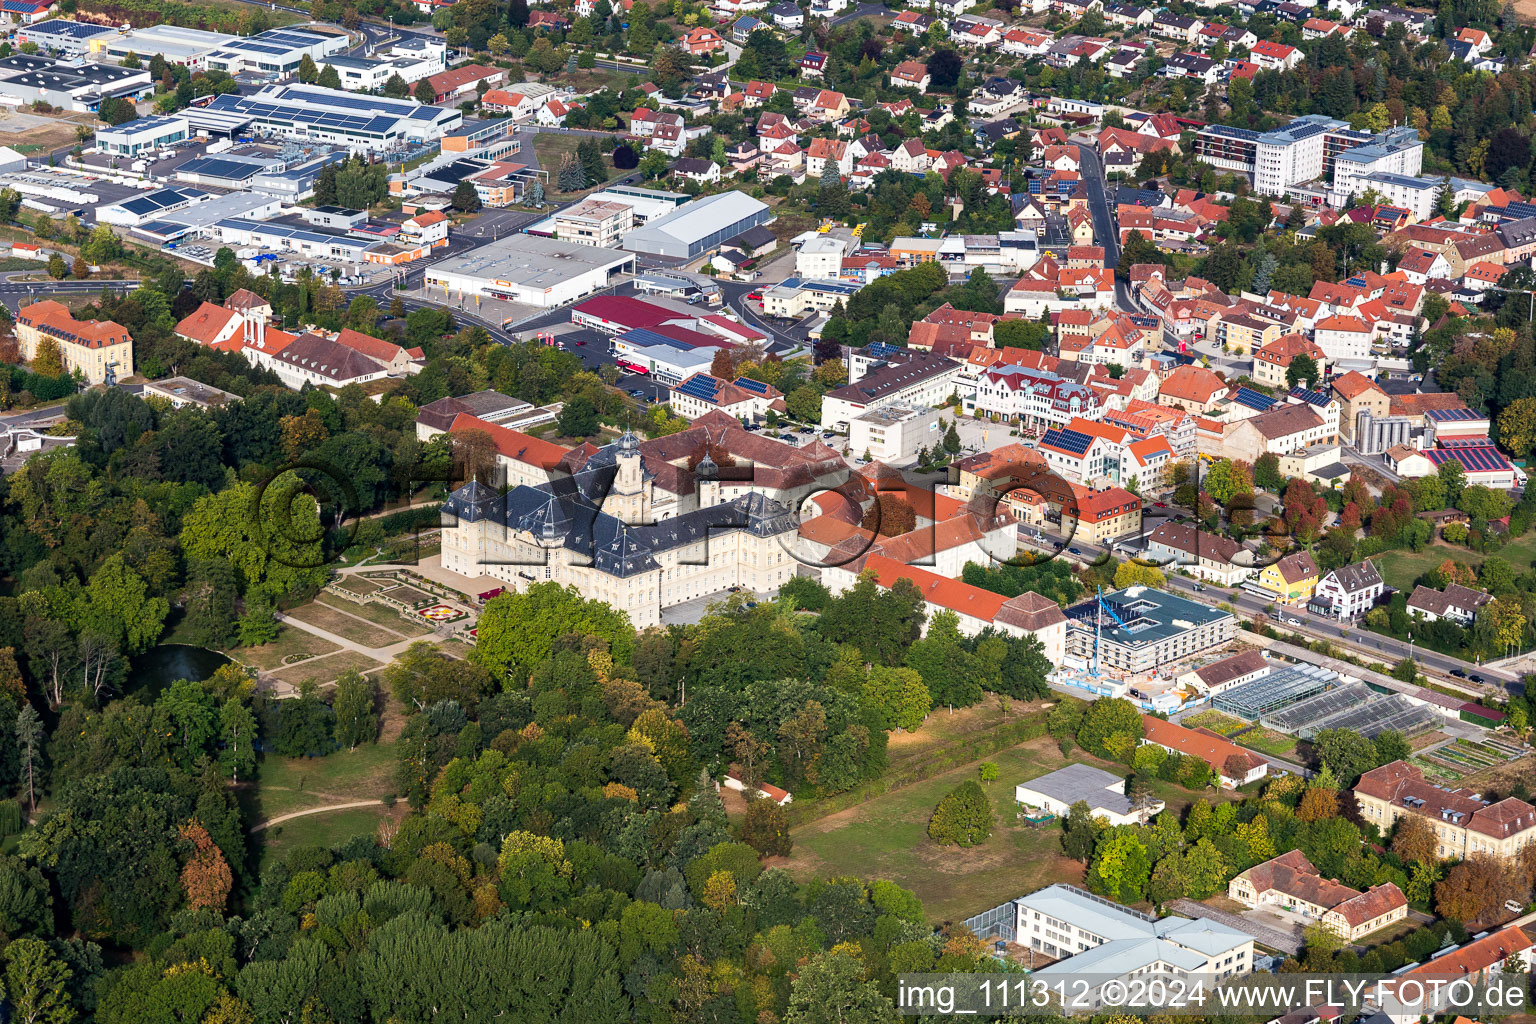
[441,445,798,579]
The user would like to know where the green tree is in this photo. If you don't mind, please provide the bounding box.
[928,779,993,846]
[217,698,257,784]
[1077,698,1143,760]
[784,949,893,1024]
[862,665,930,732]
[450,179,481,213]
[298,53,318,83]
[15,703,42,813]
[555,395,599,437]
[1091,828,1151,901]
[415,77,437,105]
[474,583,634,680]
[2,938,74,1024]
[317,63,341,89]
[1061,799,1098,861]
[332,669,379,749]
[1286,354,1321,390]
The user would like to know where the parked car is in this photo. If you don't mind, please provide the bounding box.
[1470,674,1485,684]
[1451,668,1467,678]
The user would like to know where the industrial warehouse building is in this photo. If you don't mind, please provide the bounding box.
[181,83,458,151]
[0,53,152,112]
[423,234,635,307]
[622,191,773,260]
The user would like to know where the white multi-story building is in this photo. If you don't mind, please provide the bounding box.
[1007,884,1253,1006]
[848,404,940,461]
[795,234,853,279]
[1308,559,1384,620]
[1330,126,1424,203]
[820,351,964,431]
[969,363,1103,430]
[1195,116,1422,201]
[554,199,636,248]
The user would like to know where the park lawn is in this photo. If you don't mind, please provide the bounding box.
[271,650,384,687]
[253,739,400,818]
[286,601,405,648]
[534,134,621,197]
[230,624,340,671]
[317,593,432,636]
[257,805,400,872]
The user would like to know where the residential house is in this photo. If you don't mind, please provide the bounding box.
[1308,559,1384,620]
[1228,850,1408,940]
[1146,521,1254,586]
[1405,583,1492,625]
[889,60,931,90]
[681,25,726,54]
[1248,550,1320,605]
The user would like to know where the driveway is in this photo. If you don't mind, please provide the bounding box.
[1166,899,1303,955]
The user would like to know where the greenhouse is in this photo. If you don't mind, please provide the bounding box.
[1211,664,1336,720]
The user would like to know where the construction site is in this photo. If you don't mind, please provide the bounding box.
[1051,586,1240,712]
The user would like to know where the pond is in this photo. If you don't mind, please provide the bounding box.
[129,644,233,700]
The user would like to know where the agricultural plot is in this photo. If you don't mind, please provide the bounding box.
[1412,736,1526,782]
[1182,710,1246,736]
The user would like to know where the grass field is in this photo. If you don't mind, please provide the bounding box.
[258,806,399,871]
[270,650,384,687]
[286,601,404,649]
[317,593,431,635]
[534,134,622,197]
[249,739,399,823]
[1237,728,1298,758]
[1182,710,1246,736]
[231,624,340,670]
[885,700,1055,767]
[1377,532,1536,591]
[783,736,1224,924]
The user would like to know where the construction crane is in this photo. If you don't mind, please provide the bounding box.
[1089,585,1131,677]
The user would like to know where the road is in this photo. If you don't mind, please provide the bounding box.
[829,2,892,26]
[1031,502,1517,694]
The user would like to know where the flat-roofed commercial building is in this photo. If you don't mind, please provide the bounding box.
[184,82,459,152]
[94,115,189,158]
[423,234,635,307]
[88,24,238,69]
[16,18,114,56]
[0,52,152,112]
[203,28,348,77]
[554,198,635,248]
[622,190,773,260]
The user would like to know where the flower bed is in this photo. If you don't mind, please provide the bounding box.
[417,604,466,623]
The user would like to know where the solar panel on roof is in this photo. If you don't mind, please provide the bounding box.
[1427,406,1480,421]
[1233,386,1276,412]
[1288,387,1330,406]
[1045,427,1093,456]
[733,377,768,395]
[675,374,722,402]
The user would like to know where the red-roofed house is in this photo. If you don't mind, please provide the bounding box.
[1229,850,1408,940]
[175,301,243,348]
[425,65,508,104]
[1141,714,1268,787]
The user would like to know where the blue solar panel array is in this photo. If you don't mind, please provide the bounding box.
[27,18,111,37]
[1044,427,1093,456]
[733,377,768,396]
[1233,386,1277,412]
[1426,406,1482,422]
[676,375,722,402]
[1427,447,1509,472]
[866,342,903,359]
[1288,387,1331,407]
